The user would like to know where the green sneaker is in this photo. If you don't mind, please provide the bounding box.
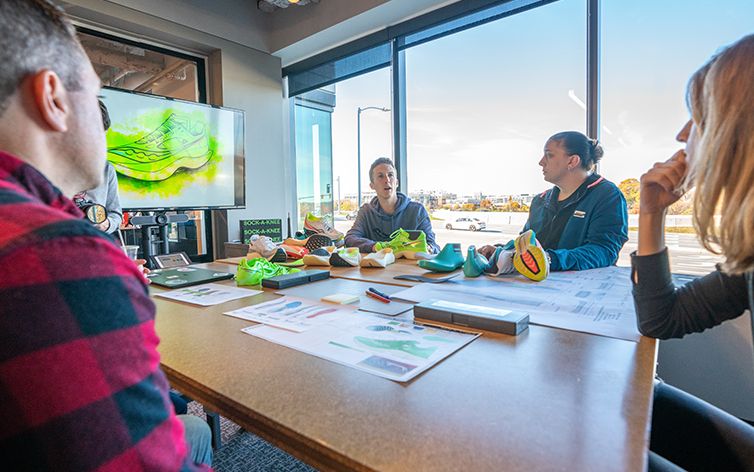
[236,257,300,286]
[418,243,464,272]
[374,229,429,259]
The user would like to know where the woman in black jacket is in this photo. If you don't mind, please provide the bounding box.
[632,34,754,471]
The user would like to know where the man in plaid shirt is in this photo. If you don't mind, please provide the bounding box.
[0,1,211,469]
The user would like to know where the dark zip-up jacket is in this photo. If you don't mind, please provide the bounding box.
[345,192,439,253]
[523,173,628,271]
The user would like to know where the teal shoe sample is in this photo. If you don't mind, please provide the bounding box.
[463,245,489,278]
[418,243,464,272]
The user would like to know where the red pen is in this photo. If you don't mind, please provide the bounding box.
[365,290,390,303]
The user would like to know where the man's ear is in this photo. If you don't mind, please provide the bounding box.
[31,70,69,133]
[369,180,376,191]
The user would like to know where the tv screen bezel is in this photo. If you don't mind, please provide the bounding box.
[101,86,246,212]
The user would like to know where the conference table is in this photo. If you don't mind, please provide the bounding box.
[153,259,656,471]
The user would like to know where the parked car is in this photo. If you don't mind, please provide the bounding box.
[345,211,358,220]
[445,217,486,231]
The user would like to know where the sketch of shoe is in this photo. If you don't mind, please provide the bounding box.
[107,112,213,181]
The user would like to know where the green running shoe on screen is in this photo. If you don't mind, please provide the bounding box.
[107,113,213,181]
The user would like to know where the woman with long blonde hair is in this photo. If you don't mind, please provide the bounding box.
[633,34,754,471]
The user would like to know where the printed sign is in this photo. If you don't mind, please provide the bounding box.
[241,218,282,243]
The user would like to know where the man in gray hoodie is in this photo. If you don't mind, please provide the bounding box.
[345,157,440,254]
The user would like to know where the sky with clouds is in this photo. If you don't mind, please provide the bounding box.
[327,0,753,198]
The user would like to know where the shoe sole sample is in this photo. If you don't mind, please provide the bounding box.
[284,234,334,252]
[395,249,433,260]
[280,244,308,260]
[302,255,331,266]
[360,249,396,268]
[330,250,361,267]
[418,243,464,272]
[302,246,335,267]
[513,231,549,282]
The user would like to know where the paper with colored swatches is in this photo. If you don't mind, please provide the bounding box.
[241,311,479,382]
[224,296,354,333]
[153,283,261,306]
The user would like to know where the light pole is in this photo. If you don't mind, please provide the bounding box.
[336,175,341,213]
[357,106,390,207]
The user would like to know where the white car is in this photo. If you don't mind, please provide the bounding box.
[445,217,486,231]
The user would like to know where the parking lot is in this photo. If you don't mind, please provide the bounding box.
[335,220,721,276]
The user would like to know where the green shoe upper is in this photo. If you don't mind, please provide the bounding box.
[463,245,489,278]
[418,243,464,272]
[236,257,301,286]
[375,229,428,256]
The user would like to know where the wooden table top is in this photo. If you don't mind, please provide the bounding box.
[154,262,656,471]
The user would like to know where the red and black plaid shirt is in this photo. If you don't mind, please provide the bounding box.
[0,151,206,471]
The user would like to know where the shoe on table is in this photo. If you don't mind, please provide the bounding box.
[236,257,300,286]
[247,235,286,262]
[463,245,489,278]
[280,243,309,260]
[374,229,431,260]
[303,213,344,244]
[330,247,361,267]
[512,230,550,282]
[418,243,464,272]
[302,246,336,266]
[284,234,333,252]
[484,246,515,276]
[360,248,396,268]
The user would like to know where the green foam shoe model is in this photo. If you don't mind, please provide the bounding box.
[236,257,300,286]
[463,245,489,278]
[418,243,464,272]
[374,229,430,259]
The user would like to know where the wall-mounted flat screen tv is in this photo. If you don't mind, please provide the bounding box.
[101,87,245,210]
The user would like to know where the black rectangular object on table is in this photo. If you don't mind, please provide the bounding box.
[413,298,529,335]
[241,218,283,243]
[262,269,330,289]
[147,266,234,288]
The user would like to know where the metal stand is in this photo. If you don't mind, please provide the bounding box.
[130,212,189,267]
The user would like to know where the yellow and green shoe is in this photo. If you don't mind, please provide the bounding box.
[512,230,550,282]
[374,229,430,259]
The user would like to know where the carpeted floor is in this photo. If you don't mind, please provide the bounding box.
[187,402,317,472]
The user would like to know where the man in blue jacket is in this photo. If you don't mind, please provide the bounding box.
[481,131,628,272]
[345,157,440,254]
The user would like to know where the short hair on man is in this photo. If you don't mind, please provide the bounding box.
[369,157,396,182]
[0,0,88,115]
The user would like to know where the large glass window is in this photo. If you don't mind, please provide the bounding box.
[293,69,391,236]
[295,99,334,225]
[404,0,586,251]
[601,0,754,274]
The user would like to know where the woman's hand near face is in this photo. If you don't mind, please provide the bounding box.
[639,150,688,215]
[637,150,688,256]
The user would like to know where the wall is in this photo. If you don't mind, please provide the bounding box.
[63,0,290,247]
[96,0,269,51]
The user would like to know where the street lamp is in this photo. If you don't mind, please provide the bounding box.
[357,106,390,207]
